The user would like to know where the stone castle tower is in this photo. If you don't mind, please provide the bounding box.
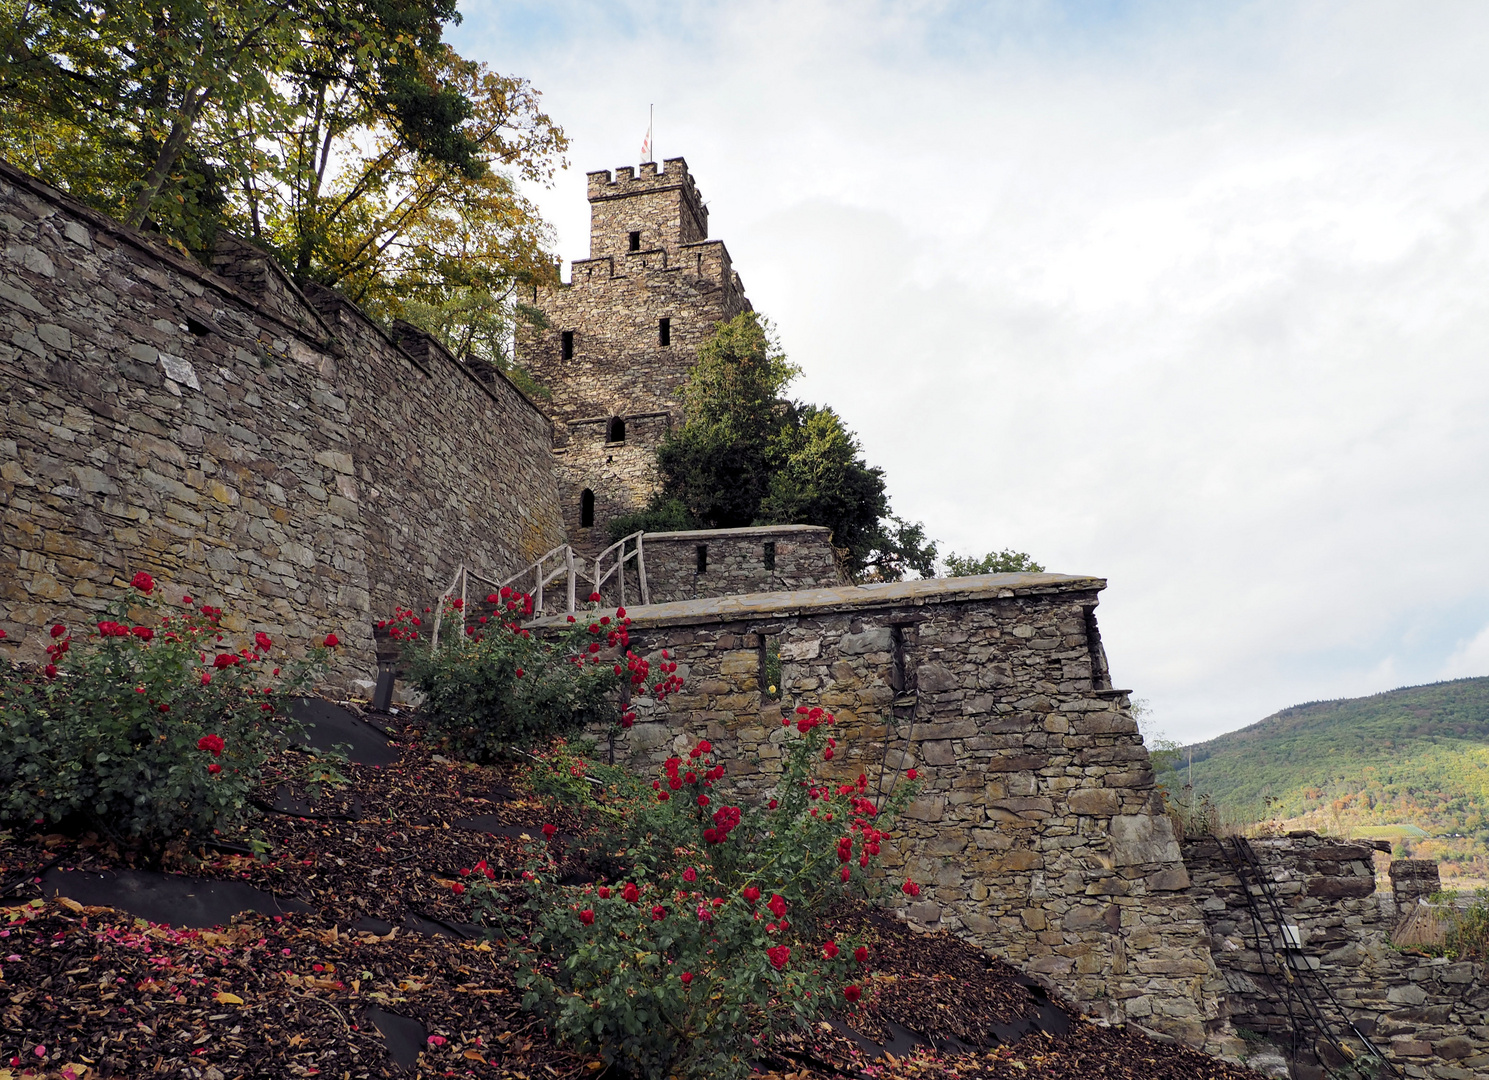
[516,157,752,552]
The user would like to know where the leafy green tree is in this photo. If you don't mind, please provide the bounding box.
[0,0,566,376]
[943,549,1045,576]
[647,313,936,580]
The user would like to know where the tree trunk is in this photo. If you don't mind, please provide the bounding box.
[124,87,210,229]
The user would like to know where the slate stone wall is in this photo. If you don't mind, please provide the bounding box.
[634,525,846,604]
[516,158,752,549]
[1184,834,1487,1079]
[593,573,1227,1046]
[0,160,565,685]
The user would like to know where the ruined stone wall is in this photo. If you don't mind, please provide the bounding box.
[0,160,565,685]
[589,574,1226,1045]
[635,525,845,604]
[1184,834,1488,1079]
[516,158,751,546]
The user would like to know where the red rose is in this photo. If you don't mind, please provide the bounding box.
[622,883,639,903]
[598,887,610,899]
[131,626,153,641]
[906,768,918,780]
[682,867,697,883]
[651,905,666,921]
[743,886,760,904]
[697,794,710,808]
[254,632,272,652]
[197,734,224,757]
[131,571,154,593]
[823,941,839,959]
[207,763,221,775]
[768,799,778,810]
[680,971,693,985]
[840,866,851,882]
[588,592,601,602]
[854,946,869,963]
[181,595,192,604]
[657,791,669,801]
[49,624,65,639]
[902,880,921,897]
[823,748,834,760]
[323,634,339,648]
[767,945,790,971]
[542,824,557,840]
[844,984,861,1003]
[767,893,787,918]
[452,882,464,895]
[616,607,626,618]
[579,908,595,925]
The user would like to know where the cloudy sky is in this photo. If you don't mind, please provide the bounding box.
[450,1,1489,744]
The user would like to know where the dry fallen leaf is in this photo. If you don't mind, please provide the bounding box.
[463,1050,487,1063]
[213,991,245,1005]
[57,897,84,913]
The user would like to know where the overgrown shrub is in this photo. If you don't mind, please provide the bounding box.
[394,590,677,761]
[460,706,921,1079]
[1445,889,1489,960]
[0,572,328,859]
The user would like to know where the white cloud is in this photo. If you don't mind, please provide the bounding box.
[452,0,1489,741]
[1442,625,1489,683]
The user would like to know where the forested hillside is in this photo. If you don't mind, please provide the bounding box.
[1182,678,1489,871]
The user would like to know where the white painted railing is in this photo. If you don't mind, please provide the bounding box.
[428,534,650,648]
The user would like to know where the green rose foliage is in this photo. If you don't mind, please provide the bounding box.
[459,708,921,1079]
[395,591,649,761]
[0,573,326,858]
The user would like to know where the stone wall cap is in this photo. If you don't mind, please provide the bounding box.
[548,572,1105,629]
[642,525,833,542]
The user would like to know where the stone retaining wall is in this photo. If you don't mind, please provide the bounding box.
[592,573,1229,1046]
[0,160,565,685]
[635,525,846,604]
[1184,833,1488,1079]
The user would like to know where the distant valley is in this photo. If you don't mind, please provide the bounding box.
[1174,676,1489,887]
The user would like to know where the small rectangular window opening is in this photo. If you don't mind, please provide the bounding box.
[580,488,595,528]
[763,541,776,571]
[759,634,782,700]
[695,544,708,574]
[560,330,574,361]
[628,231,641,252]
[889,625,907,693]
[658,317,671,346]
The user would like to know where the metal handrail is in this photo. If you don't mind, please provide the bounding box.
[428,534,649,646]
[589,531,649,608]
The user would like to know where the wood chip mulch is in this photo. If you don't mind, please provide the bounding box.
[0,709,1260,1080]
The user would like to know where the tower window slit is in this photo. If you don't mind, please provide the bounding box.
[628,231,641,252]
[763,541,776,570]
[696,544,708,573]
[659,318,671,346]
[607,416,626,442]
[580,488,595,528]
[560,330,574,361]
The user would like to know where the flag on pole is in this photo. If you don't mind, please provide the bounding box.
[641,105,653,163]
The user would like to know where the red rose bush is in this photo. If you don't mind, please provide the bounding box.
[459,704,920,1079]
[390,592,666,760]
[0,573,328,858]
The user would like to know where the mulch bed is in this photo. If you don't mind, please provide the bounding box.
[0,706,1259,1080]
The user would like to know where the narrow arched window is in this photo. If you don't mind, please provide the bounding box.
[580,489,595,528]
[607,416,626,443]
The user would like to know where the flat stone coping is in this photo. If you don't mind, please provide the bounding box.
[640,524,832,542]
[541,572,1105,630]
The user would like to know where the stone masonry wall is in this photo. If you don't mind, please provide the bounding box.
[585,573,1228,1046]
[0,160,565,685]
[636,525,846,604]
[1184,833,1488,1079]
[516,158,751,546]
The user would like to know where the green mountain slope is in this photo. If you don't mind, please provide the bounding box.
[1182,677,1489,839]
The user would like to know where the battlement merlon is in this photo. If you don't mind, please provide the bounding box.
[587,157,709,260]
